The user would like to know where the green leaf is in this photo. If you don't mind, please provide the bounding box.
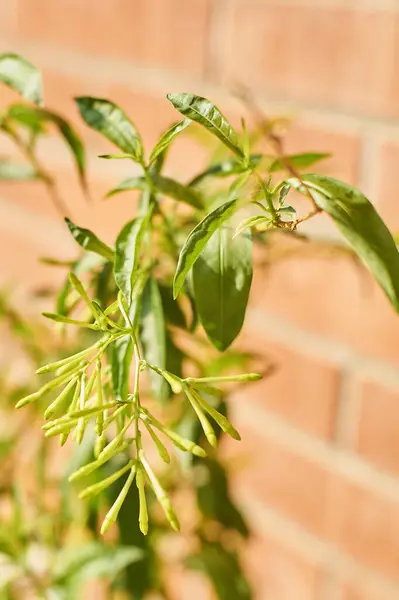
[234,215,269,237]
[159,284,186,329]
[167,94,244,159]
[98,153,136,160]
[140,279,168,403]
[0,161,39,180]
[53,542,143,584]
[107,174,202,208]
[75,97,144,163]
[0,53,42,105]
[8,104,85,184]
[149,118,191,164]
[173,199,238,298]
[269,152,330,173]
[189,154,262,187]
[112,334,133,403]
[114,216,150,301]
[108,461,156,597]
[289,174,399,312]
[187,543,252,600]
[65,218,114,261]
[152,174,202,208]
[106,177,147,198]
[193,227,252,350]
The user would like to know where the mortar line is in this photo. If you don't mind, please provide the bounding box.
[238,492,399,599]
[233,399,399,503]
[214,0,399,13]
[247,307,399,388]
[2,36,399,137]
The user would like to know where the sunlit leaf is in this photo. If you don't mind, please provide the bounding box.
[0,53,42,105]
[65,218,114,261]
[192,227,252,350]
[167,94,244,159]
[149,118,191,164]
[75,97,144,164]
[173,199,238,298]
[140,278,168,403]
[289,174,399,312]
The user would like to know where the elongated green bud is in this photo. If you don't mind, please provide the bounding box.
[20,364,87,409]
[44,378,78,420]
[96,360,104,436]
[79,460,135,499]
[103,300,119,316]
[16,390,45,409]
[69,273,97,315]
[36,342,102,374]
[140,451,180,532]
[190,383,224,397]
[100,466,136,535]
[147,364,182,394]
[69,438,131,482]
[42,312,100,330]
[45,418,79,438]
[102,404,128,430]
[94,432,107,458]
[184,373,262,384]
[43,403,118,430]
[136,467,148,535]
[141,409,206,457]
[75,372,87,444]
[97,415,135,462]
[55,359,89,377]
[191,388,240,440]
[60,433,69,446]
[143,420,170,464]
[184,386,217,448]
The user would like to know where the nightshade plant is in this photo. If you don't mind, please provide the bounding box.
[3,52,399,543]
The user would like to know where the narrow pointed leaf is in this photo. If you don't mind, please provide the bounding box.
[0,53,42,105]
[152,174,202,208]
[167,94,244,159]
[106,177,146,198]
[149,118,191,164]
[114,217,150,301]
[189,154,262,187]
[234,215,269,238]
[289,174,399,312]
[140,279,168,403]
[7,104,85,184]
[193,227,252,350]
[173,199,237,298]
[269,152,330,173]
[65,218,114,261]
[75,97,144,163]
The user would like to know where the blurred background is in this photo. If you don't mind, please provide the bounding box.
[1,1,399,599]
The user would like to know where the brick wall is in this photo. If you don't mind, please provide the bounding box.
[2,1,399,598]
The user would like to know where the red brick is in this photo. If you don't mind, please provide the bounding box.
[238,334,339,439]
[329,479,399,579]
[17,0,212,76]
[251,254,399,368]
[0,0,17,35]
[243,535,322,600]
[223,3,399,119]
[343,582,397,600]
[284,122,361,185]
[356,378,399,477]
[225,426,336,539]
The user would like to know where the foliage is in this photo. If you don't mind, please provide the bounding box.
[2,53,399,598]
